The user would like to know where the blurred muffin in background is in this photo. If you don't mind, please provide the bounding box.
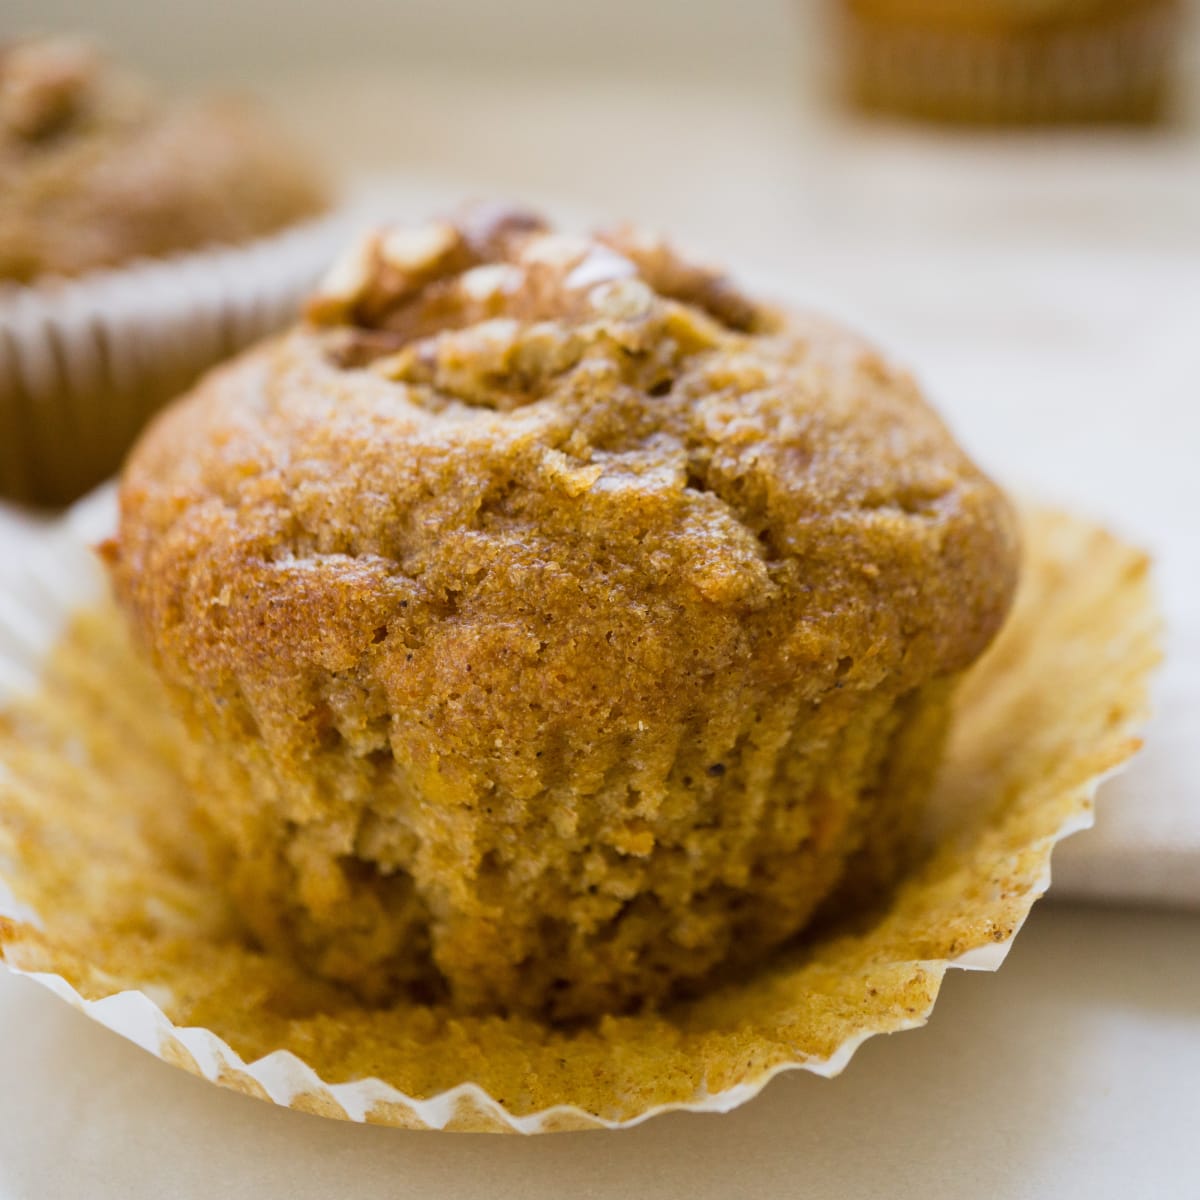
[0,36,328,283]
[0,36,336,507]
[836,0,1182,124]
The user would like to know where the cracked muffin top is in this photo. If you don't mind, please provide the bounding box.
[0,37,329,283]
[111,206,1018,771]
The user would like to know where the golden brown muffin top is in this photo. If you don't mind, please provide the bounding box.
[0,37,329,283]
[111,207,1018,772]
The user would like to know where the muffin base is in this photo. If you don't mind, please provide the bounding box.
[178,674,956,1021]
[0,502,1160,1128]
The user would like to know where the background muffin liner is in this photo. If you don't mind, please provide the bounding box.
[0,215,351,508]
[0,489,1160,1132]
[838,2,1180,124]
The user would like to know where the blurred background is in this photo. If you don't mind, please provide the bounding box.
[9,0,1192,574]
[5,0,1198,289]
[5,1,1197,324]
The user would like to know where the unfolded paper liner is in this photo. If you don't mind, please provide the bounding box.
[0,215,352,508]
[838,2,1180,124]
[0,489,1161,1132]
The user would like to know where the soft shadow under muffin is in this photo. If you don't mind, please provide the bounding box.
[106,207,1019,1021]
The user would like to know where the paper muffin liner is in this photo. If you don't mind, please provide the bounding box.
[838,3,1180,124]
[0,489,1161,1132]
[0,214,352,508]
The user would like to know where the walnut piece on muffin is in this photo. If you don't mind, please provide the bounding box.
[109,206,1018,1021]
[0,36,329,283]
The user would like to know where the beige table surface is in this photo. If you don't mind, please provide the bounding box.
[3,64,1199,1198]
[2,906,1198,1199]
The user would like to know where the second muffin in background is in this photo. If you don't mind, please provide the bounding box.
[109,208,1019,1021]
[0,36,328,283]
[0,36,334,506]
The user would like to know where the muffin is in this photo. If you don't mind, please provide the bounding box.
[0,36,327,283]
[0,36,334,507]
[836,0,1181,124]
[108,207,1019,1021]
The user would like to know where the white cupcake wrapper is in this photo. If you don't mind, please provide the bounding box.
[0,215,353,506]
[0,487,1145,1132]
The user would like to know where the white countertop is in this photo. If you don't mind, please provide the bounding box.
[2,59,1199,1197]
[2,905,1197,1198]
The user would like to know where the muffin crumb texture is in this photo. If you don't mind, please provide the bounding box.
[111,208,1018,1020]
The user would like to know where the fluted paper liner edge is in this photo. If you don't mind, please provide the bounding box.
[0,216,350,505]
[0,488,1161,1131]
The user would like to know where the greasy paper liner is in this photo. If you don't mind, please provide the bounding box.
[839,3,1179,124]
[0,215,350,507]
[0,490,1160,1132]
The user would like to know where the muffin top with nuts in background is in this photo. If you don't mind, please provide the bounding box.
[0,36,330,283]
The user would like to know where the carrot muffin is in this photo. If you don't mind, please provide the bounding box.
[0,36,328,283]
[837,0,1181,124]
[108,207,1019,1021]
[0,36,334,507]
